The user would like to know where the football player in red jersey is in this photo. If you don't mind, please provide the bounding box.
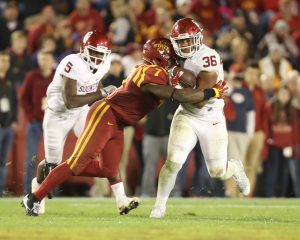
[21,37,227,216]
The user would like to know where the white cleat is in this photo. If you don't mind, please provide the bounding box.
[231,159,250,196]
[150,206,166,218]
[117,197,140,215]
[31,178,45,214]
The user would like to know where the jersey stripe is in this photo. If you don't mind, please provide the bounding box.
[137,65,152,87]
[132,67,144,84]
[67,101,106,166]
[69,104,110,169]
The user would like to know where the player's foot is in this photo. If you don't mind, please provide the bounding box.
[118,197,140,215]
[150,205,166,218]
[31,178,45,214]
[231,159,250,196]
[21,193,41,216]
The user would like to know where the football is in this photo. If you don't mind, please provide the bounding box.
[173,66,196,88]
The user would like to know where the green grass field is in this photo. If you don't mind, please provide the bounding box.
[0,198,300,240]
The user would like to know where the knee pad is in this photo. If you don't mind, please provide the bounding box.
[207,165,226,179]
[164,160,182,174]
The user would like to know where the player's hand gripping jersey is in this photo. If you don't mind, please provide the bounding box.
[46,53,110,112]
[106,63,169,125]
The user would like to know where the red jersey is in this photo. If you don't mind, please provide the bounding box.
[106,63,168,125]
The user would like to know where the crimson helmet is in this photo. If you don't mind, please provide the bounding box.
[80,31,111,70]
[142,38,177,70]
[170,18,203,58]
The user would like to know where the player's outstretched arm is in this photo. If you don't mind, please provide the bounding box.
[62,76,116,109]
[141,82,226,104]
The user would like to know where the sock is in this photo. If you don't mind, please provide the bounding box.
[111,182,127,204]
[34,162,72,200]
[219,159,236,180]
[155,161,181,208]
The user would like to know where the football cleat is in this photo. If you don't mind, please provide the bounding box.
[31,178,45,214]
[118,197,140,215]
[231,159,250,196]
[150,205,166,218]
[21,193,41,216]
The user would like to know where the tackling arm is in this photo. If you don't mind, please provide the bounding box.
[141,83,222,104]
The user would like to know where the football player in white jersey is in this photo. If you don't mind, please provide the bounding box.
[31,31,119,214]
[150,18,251,218]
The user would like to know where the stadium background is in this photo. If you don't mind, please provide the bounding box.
[1,0,300,198]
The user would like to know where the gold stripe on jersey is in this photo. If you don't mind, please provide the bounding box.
[69,104,110,170]
[67,101,106,166]
[137,65,152,87]
[132,67,144,84]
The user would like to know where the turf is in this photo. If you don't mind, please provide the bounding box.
[0,198,300,240]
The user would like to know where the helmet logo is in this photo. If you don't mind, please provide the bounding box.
[83,31,93,43]
[154,42,169,52]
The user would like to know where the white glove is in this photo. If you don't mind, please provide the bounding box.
[100,85,117,98]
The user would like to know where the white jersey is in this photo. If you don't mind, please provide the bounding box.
[46,53,110,112]
[180,44,224,115]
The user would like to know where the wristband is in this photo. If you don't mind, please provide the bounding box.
[212,88,220,98]
[203,89,216,100]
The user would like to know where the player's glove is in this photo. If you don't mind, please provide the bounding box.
[100,85,117,98]
[168,66,181,86]
[203,80,228,100]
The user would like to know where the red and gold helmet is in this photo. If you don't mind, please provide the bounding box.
[80,31,111,70]
[170,18,203,58]
[142,38,177,70]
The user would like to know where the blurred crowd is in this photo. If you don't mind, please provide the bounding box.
[1,0,300,198]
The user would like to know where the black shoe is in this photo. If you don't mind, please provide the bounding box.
[21,193,41,216]
[119,197,140,215]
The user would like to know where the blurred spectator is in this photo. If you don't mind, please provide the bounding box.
[7,30,31,86]
[229,37,249,73]
[21,50,54,193]
[140,99,178,197]
[55,18,73,56]
[31,34,58,68]
[270,0,300,34]
[291,74,300,197]
[224,73,255,197]
[258,19,299,65]
[259,43,293,90]
[263,87,298,197]
[121,43,143,77]
[243,61,267,197]
[27,5,57,54]
[260,73,276,100]
[0,51,18,196]
[173,0,196,21]
[0,1,23,50]
[192,0,223,33]
[107,0,134,54]
[69,0,105,36]
[102,54,125,88]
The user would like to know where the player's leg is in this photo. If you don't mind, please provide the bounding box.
[151,110,197,218]
[74,107,110,197]
[31,109,73,213]
[22,101,112,216]
[198,110,250,196]
[101,130,140,215]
